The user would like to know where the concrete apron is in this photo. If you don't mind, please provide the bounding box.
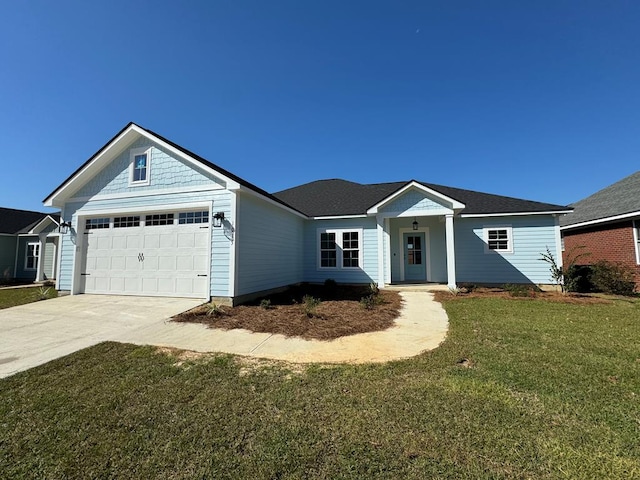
[117,291,450,364]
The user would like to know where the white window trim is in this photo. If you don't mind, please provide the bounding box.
[634,220,640,265]
[24,242,40,271]
[129,147,152,187]
[317,228,364,270]
[483,225,514,254]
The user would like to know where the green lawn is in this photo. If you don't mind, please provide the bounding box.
[0,285,58,309]
[1,297,639,479]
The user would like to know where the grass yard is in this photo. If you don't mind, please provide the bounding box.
[0,285,57,309]
[1,296,639,479]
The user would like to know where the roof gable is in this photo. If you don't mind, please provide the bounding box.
[0,208,58,235]
[560,171,640,228]
[368,181,465,215]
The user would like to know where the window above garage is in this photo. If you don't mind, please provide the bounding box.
[129,147,151,187]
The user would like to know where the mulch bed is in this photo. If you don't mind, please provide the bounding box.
[173,286,403,341]
[433,287,615,304]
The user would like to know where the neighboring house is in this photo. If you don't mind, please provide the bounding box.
[560,171,640,290]
[43,123,571,304]
[0,207,60,283]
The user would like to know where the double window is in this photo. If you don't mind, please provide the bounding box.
[483,226,513,254]
[318,229,362,269]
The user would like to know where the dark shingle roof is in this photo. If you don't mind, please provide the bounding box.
[0,207,55,235]
[560,171,640,227]
[274,179,571,217]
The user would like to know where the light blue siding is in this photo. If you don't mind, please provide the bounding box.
[236,194,304,295]
[303,218,378,284]
[72,137,224,198]
[454,216,559,284]
[380,189,447,214]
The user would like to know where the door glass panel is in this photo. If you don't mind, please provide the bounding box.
[407,235,422,265]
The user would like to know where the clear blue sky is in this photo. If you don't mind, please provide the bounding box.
[1,1,639,213]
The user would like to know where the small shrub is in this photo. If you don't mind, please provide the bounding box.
[259,299,272,310]
[459,283,476,293]
[302,295,321,318]
[369,282,380,296]
[503,284,536,297]
[590,261,636,296]
[360,294,376,310]
[207,303,225,317]
[33,286,51,301]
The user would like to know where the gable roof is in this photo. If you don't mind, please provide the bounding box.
[274,179,571,217]
[43,122,306,217]
[0,207,58,235]
[560,171,640,229]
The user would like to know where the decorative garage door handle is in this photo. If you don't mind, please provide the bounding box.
[138,253,144,262]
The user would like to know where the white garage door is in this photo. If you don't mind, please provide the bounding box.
[79,212,210,298]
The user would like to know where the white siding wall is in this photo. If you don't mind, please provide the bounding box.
[235,194,304,295]
[303,217,378,284]
[455,216,559,284]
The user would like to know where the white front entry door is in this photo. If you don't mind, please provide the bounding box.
[80,221,209,298]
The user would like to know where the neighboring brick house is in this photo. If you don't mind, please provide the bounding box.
[560,171,640,290]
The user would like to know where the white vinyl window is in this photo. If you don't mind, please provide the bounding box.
[483,226,513,254]
[318,229,363,269]
[634,220,640,265]
[129,148,151,186]
[25,242,39,270]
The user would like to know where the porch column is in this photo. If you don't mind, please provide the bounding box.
[376,215,385,288]
[35,234,45,282]
[445,214,457,288]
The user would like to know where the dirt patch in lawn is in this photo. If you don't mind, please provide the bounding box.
[433,287,615,304]
[172,285,403,341]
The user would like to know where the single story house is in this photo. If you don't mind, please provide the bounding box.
[560,171,640,290]
[0,207,60,283]
[43,123,571,304]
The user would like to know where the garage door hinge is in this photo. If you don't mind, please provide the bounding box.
[200,226,209,229]
[84,232,93,235]
[80,273,90,276]
[197,274,208,277]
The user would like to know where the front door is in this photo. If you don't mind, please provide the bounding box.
[403,232,426,282]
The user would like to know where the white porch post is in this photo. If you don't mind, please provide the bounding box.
[445,214,457,288]
[384,217,391,285]
[35,234,45,282]
[376,215,385,288]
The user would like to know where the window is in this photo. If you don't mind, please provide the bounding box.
[342,231,359,268]
[178,211,209,224]
[129,148,151,186]
[318,229,362,269]
[320,232,337,268]
[25,242,39,270]
[484,226,513,253]
[85,218,110,230]
[114,216,140,228]
[634,220,640,265]
[145,213,174,226]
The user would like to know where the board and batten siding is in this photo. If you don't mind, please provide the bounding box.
[454,216,559,284]
[58,189,233,297]
[235,193,304,296]
[303,217,378,284]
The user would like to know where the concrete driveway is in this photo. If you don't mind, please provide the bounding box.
[0,295,203,378]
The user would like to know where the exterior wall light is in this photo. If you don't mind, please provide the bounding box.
[412,218,418,231]
[213,212,225,228]
[59,221,72,234]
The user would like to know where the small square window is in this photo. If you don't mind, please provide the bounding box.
[484,226,513,253]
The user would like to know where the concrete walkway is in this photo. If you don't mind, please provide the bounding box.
[0,291,449,378]
[117,291,449,364]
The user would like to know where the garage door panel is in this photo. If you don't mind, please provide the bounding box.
[177,233,195,248]
[126,235,141,249]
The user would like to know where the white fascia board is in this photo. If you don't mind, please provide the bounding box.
[312,214,368,220]
[378,208,453,218]
[559,210,640,231]
[74,201,212,217]
[25,215,60,235]
[461,210,573,218]
[366,181,465,214]
[236,185,308,219]
[44,124,240,208]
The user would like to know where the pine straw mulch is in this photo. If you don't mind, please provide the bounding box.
[172,286,403,341]
[433,287,618,305]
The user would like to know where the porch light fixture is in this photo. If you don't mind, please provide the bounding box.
[213,212,225,228]
[412,218,418,231]
[59,221,72,234]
